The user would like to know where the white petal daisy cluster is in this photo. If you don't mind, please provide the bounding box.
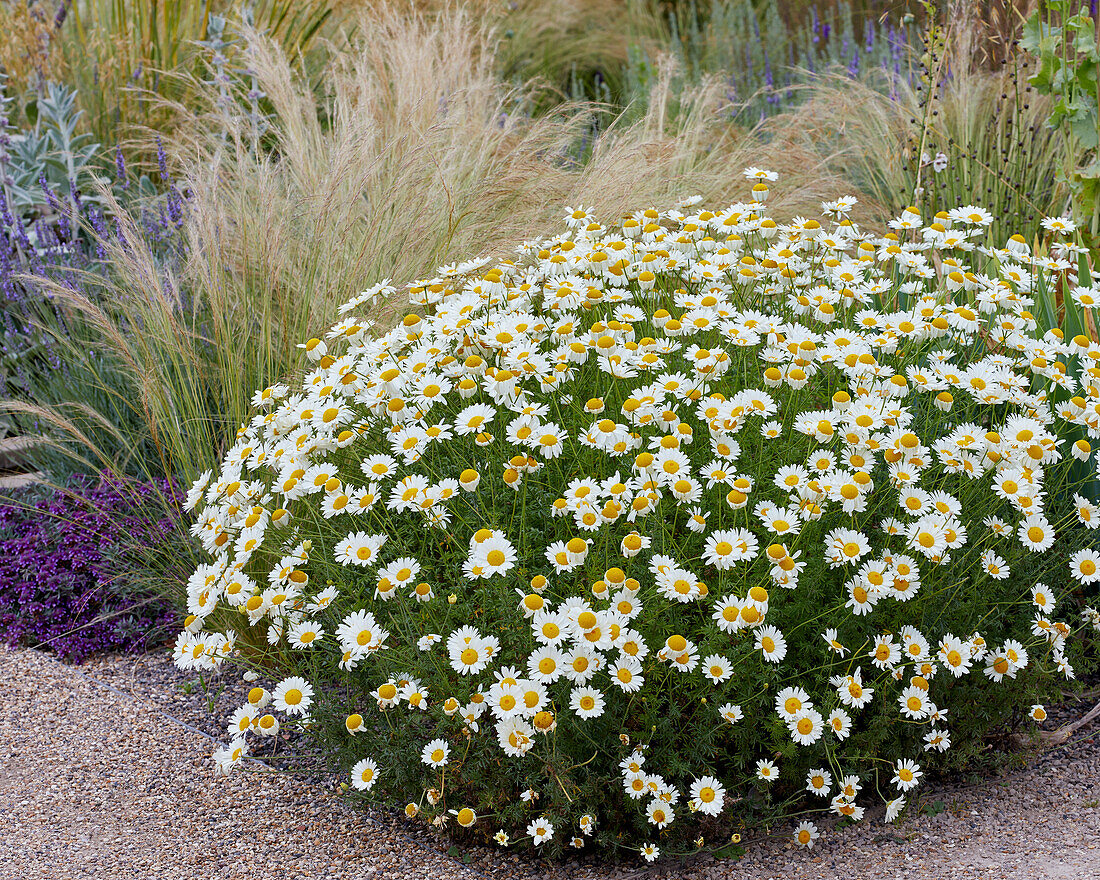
[177,174,1099,858]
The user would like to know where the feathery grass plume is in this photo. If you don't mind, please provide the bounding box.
[568,56,865,223]
[349,0,667,107]
[760,70,927,231]
[160,8,597,332]
[490,0,667,106]
[162,6,849,319]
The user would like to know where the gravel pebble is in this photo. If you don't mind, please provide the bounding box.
[0,646,481,880]
[4,645,1099,880]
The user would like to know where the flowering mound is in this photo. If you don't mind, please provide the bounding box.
[178,172,1100,860]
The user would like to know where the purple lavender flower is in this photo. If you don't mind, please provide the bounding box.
[115,145,128,189]
[0,189,13,227]
[40,172,62,214]
[156,135,168,178]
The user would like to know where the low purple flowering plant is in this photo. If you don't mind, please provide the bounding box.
[0,474,183,663]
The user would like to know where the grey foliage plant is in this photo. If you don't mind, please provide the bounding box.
[0,78,111,246]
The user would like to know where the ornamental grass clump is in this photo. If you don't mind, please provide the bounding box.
[178,172,1100,861]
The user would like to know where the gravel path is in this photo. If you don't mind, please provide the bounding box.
[0,647,481,880]
[3,644,1100,880]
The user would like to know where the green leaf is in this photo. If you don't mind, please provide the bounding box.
[1069,14,1100,56]
[712,841,745,859]
[1034,266,1060,335]
[1069,114,1100,149]
[1063,274,1086,343]
[1030,53,1060,93]
[1020,13,1048,54]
